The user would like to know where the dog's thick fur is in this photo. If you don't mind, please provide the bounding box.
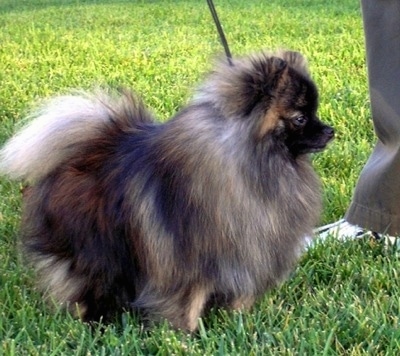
[0,50,333,331]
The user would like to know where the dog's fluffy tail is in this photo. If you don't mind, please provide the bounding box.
[0,90,153,183]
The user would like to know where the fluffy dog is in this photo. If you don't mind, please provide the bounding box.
[0,50,333,331]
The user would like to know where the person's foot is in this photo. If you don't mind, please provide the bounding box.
[315,219,376,241]
[313,218,400,252]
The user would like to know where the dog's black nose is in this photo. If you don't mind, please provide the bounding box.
[323,126,334,138]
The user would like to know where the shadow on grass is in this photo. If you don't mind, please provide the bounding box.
[0,0,359,15]
[0,0,193,14]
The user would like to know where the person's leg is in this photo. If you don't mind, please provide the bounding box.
[345,0,400,236]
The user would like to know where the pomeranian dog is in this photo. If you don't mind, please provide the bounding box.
[0,50,333,331]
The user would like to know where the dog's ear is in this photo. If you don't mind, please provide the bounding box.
[256,51,314,139]
[242,55,288,115]
[219,54,289,117]
[275,50,309,78]
[199,51,307,120]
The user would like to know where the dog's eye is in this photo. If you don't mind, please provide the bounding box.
[294,115,307,127]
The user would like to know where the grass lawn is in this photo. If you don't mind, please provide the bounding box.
[1,0,399,354]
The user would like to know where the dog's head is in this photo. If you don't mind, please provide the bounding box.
[197,50,334,156]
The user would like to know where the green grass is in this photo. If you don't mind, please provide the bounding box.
[1,0,399,354]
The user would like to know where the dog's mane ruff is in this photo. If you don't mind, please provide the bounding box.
[0,90,154,183]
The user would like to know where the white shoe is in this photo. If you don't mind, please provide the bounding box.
[315,219,368,241]
[313,218,400,253]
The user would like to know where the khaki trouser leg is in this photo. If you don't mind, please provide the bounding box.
[345,0,400,235]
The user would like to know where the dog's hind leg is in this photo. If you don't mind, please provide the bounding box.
[230,295,255,311]
[134,284,211,332]
[183,286,210,332]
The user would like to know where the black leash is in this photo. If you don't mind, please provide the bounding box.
[206,0,233,66]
